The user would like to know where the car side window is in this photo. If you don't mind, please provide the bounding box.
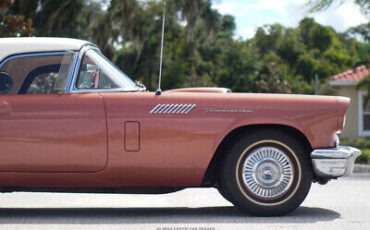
[74,49,137,91]
[0,52,74,95]
[0,72,13,95]
[76,51,119,90]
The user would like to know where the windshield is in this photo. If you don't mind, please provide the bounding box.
[76,49,138,91]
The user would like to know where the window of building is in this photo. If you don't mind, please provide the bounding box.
[359,91,370,136]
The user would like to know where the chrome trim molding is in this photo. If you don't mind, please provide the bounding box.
[311,146,361,177]
[64,51,79,93]
[0,51,76,69]
[150,104,196,114]
[203,108,253,113]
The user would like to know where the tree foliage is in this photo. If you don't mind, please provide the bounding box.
[308,0,369,103]
[308,0,370,17]
[2,0,368,94]
[0,0,35,37]
[308,0,370,42]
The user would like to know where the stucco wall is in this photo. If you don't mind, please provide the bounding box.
[330,85,359,139]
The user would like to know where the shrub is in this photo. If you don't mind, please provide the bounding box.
[340,137,370,149]
[356,149,370,164]
[340,137,370,164]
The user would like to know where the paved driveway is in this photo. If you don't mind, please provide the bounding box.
[0,173,369,230]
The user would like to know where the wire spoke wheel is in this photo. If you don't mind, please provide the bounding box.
[242,146,294,200]
[220,130,312,216]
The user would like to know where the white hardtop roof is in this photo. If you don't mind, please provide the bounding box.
[0,37,96,62]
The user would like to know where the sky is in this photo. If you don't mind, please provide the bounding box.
[211,0,368,39]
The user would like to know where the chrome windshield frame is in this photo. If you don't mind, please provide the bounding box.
[67,45,140,93]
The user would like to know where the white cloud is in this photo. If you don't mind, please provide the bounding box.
[312,1,368,31]
[212,0,368,39]
[212,2,248,16]
[237,27,256,39]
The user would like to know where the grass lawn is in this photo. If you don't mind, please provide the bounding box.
[357,149,370,164]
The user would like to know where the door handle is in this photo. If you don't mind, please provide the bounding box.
[0,101,10,115]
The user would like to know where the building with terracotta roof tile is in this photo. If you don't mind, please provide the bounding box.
[330,65,369,86]
[325,65,370,139]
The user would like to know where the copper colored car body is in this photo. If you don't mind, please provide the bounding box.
[0,38,361,216]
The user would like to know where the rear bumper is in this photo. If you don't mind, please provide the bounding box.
[311,146,361,178]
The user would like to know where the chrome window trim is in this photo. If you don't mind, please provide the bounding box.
[70,88,142,93]
[67,45,97,93]
[68,46,139,94]
[0,51,76,70]
[64,51,79,93]
[0,51,78,94]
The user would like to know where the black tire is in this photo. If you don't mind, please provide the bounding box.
[220,128,312,216]
[217,184,232,202]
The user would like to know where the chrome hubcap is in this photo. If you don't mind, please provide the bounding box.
[242,147,294,199]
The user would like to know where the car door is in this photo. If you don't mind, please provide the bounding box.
[0,52,107,172]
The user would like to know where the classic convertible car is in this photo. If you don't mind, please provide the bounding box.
[0,37,361,216]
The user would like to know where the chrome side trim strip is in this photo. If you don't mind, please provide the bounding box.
[163,104,174,113]
[150,104,162,113]
[168,104,179,113]
[183,104,196,114]
[157,104,168,113]
[172,104,183,113]
[176,104,189,114]
[150,104,196,114]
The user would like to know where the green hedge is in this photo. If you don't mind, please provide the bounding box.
[340,137,370,164]
[340,137,370,149]
[357,149,370,164]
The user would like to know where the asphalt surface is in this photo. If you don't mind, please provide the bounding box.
[0,173,369,230]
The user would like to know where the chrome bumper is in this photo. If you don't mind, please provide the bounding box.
[311,146,361,178]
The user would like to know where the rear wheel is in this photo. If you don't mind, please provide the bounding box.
[220,129,312,216]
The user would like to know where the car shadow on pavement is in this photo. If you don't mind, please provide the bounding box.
[0,206,340,224]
